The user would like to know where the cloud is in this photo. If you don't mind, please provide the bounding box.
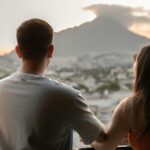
[84,4,150,27]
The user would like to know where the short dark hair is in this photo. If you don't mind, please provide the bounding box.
[16,18,53,60]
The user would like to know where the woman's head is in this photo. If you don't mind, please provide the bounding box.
[133,45,150,123]
[134,45,150,93]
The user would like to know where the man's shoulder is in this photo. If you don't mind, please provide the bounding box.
[46,79,80,97]
[44,79,85,109]
[0,73,79,94]
[0,74,14,84]
[0,73,82,101]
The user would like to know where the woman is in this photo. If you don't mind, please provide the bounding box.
[92,45,150,150]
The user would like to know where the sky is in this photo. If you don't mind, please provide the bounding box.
[0,0,150,54]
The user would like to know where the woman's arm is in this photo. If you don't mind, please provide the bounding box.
[92,97,132,150]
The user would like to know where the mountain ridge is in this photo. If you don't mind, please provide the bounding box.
[53,15,149,56]
[3,12,150,57]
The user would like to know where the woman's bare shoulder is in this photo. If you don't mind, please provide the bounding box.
[114,96,134,114]
[120,95,146,131]
[112,96,134,129]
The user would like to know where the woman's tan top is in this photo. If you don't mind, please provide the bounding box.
[128,129,150,150]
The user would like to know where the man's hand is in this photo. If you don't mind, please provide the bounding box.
[95,130,107,142]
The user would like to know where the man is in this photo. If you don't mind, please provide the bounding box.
[0,18,106,150]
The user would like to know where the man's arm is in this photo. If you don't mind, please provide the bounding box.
[66,90,107,145]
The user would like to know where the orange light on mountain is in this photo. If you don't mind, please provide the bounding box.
[129,23,150,39]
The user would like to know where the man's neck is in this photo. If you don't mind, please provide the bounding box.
[21,60,46,75]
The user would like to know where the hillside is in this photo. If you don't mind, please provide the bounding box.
[54,15,149,56]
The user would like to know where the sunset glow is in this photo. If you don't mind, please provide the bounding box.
[129,23,150,39]
[0,49,14,56]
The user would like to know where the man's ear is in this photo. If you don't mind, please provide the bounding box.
[15,46,22,58]
[47,45,54,58]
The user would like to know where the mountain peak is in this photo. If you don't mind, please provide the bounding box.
[54,14,149,56]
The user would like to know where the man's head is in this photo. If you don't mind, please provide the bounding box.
[16,18,54,62]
